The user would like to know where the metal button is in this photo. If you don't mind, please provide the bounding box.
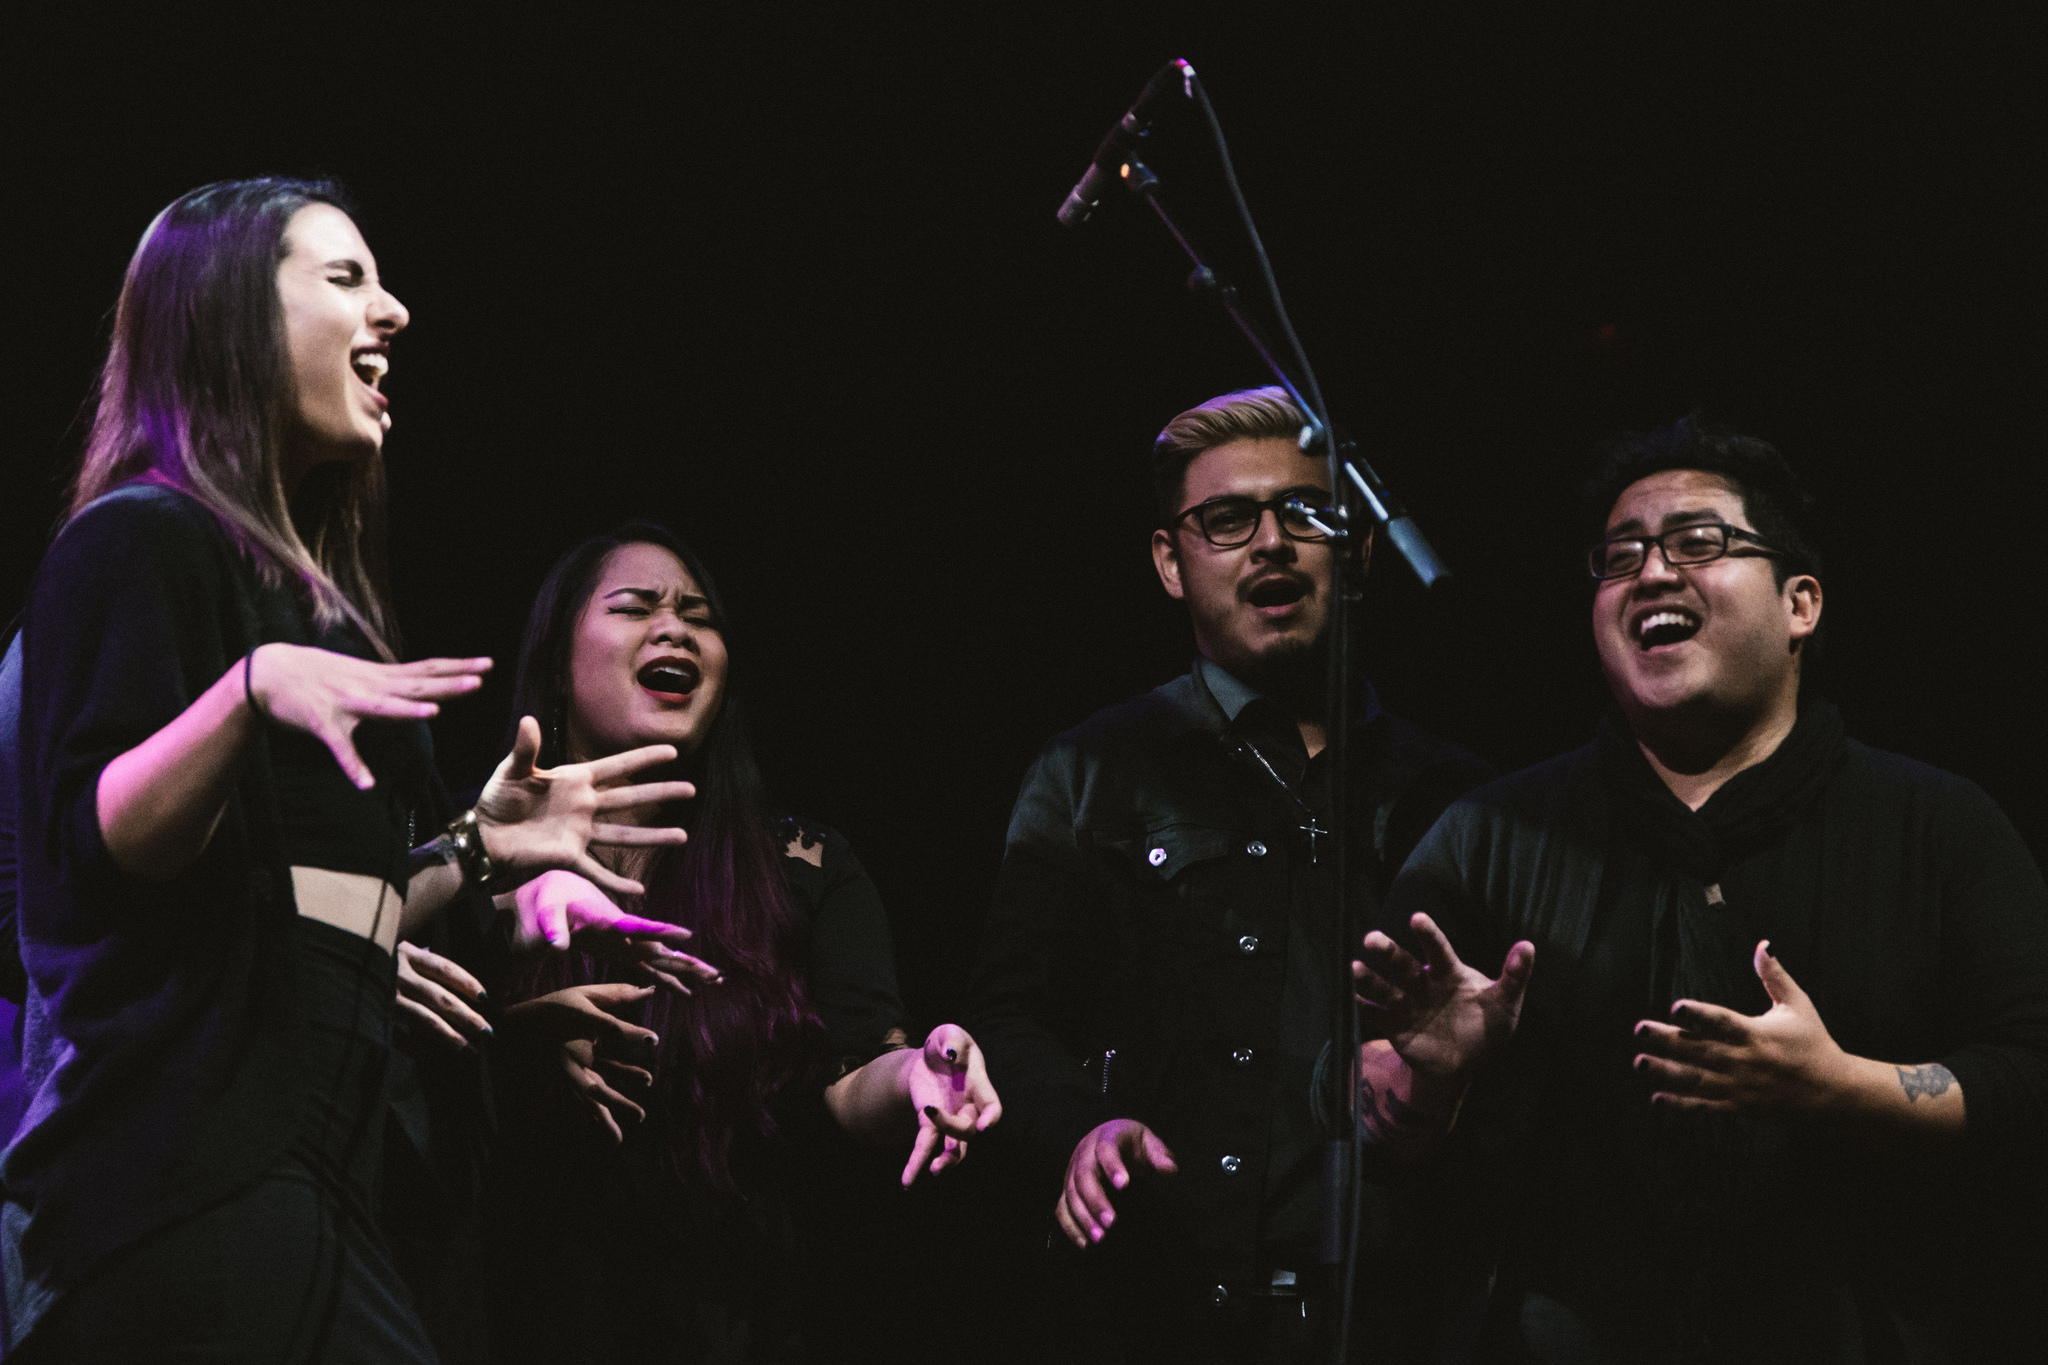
[1147,847,1167,867]
[1220,1154,1242,1174]
[1237,935,1259,955]
[1231,1048,1254,1066]
[1246,839,1267,857]
[1210,1284,1229,1307]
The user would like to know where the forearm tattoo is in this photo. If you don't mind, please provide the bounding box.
[1895,1062,1957,1102]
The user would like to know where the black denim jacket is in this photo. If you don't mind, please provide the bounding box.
[967,663,1491,1288]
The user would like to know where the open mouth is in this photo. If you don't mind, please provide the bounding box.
[351,349,388,389]
[1246,577,1308,610]
[1635,609,1702,651]
[637,658,700,697]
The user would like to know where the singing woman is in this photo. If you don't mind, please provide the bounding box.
[479,524,1001,1362]
[5,178,694,1360]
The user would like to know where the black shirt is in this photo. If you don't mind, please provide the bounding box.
[968,661,1493,1293]
[3,484,450,1349]
[1383,704,2048,1362]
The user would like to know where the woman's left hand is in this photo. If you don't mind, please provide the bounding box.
[474,715,698,896]
[900,1024,1003,1187]
[394,942,491,1050]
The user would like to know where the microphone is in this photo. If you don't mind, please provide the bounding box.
[1056,59,1193,229]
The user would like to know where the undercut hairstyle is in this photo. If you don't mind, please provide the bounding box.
[506,524,828,1195]
[68,176,398,656]
[1151,385,1308,526]
[1584,414,1823,589]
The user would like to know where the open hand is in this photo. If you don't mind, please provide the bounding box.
[1056,1118,1178,1248]
[1633,940,1852,1114]
[510,869,704,961]
[394,942,490,1050]
[249,644,489,791]
[1353,912,1534,1082]
[899,1025,1002,1188]
[475,716,698,896]
[504,983,661,1142]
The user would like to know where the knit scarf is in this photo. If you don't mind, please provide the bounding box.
[1592,699,1849,1361]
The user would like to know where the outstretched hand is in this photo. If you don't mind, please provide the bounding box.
[899,1025,1003,1188]
[1056,1119,1178,1249]
[510,869,707,964]
[474,716,698,896]
[394,943,490,1051]
[503,983,662,1143]
[1353,912,1535,1083]
[251,644,490,791]
[1633,940,1852,1114]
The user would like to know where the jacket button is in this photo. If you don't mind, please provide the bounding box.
[1237,935,1259,955]
[1210,1284,1229,1306]
[1231,1048,1253,1066]
[1246,839,1267,857]
[1220,1154,1242,1174]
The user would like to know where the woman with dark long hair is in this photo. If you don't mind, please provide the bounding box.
[5,179,698,1361]
[480,524,1001,1362]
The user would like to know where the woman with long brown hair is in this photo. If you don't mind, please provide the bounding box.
[5,178,695,1360]
[479,523,1001,1362]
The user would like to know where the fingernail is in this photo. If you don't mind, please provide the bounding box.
[479,1023,494,1037]
[1100,1209,1114,1226]
[1633,1056,1647,1070]
[924,1105,939,1120]
[1090,1226,1102,1243]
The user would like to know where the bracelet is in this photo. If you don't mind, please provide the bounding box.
[243,647,268,723]
[443,808,496,890]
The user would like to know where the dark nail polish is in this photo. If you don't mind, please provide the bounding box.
[924,1105,939,1119]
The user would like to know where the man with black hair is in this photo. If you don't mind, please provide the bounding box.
[1351,416,2048,1361]
[968,386,1492,1361]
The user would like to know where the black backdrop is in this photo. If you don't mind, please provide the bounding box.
[8,6,2044,1350]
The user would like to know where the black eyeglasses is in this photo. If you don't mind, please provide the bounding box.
[1588,522,1783,580]
[1172,494,1336,549]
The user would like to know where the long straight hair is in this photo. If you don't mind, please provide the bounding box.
[508,524,826,1193]
[68,177,398,655]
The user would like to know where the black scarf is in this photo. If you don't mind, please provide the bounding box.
[1592,701,1850,1361]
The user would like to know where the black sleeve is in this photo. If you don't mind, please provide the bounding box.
[796,826,910,1072]
[966,748,1119,1180]
[23,491,240,908]
[1928,780,2048,1161]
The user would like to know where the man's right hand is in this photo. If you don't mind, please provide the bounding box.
[1056,1118,1178,1248]
[1354,910,1535,1084]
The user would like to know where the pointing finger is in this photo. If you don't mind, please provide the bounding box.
[593,782,698,813]
[580,744,681,785]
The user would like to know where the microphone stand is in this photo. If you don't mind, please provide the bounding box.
[1108,151,1450,1359]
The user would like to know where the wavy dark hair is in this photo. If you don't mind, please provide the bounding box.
[507,523,826,1193]
[68,176,398,656]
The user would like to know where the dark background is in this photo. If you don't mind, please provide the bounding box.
[7,5,2044,1353]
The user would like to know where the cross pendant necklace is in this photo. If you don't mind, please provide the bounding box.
[1228,734,1326,864]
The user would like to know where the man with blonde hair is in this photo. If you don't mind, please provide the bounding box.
[969,386,1492,1361]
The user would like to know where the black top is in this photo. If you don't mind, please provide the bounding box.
[2,484,448,1349]
[1382,702,2048,1363]
[481,820,910,1364]
[271,619,432,890]
[967,662,1493,1292]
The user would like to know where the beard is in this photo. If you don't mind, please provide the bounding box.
[1232,631,1330,716]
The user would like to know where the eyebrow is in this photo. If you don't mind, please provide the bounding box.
[602,587,710,610]
[1604,507,1734,537]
